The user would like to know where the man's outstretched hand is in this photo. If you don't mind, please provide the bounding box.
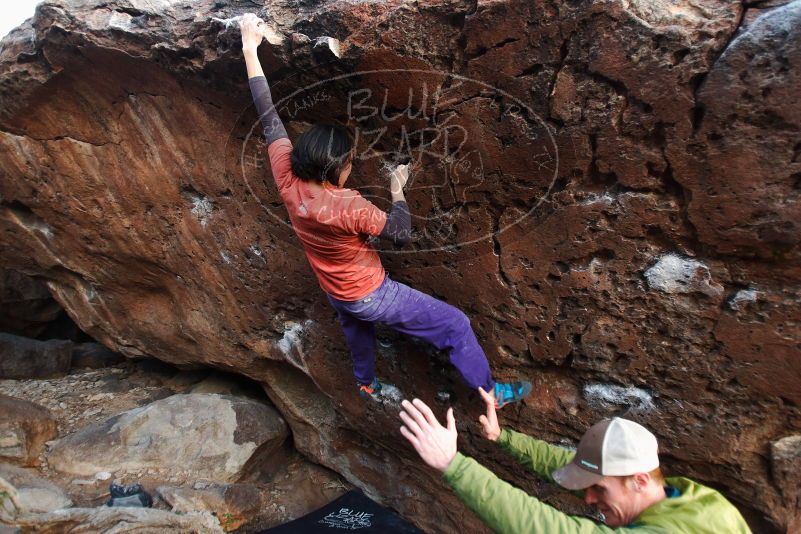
[399,398,457,473]
[478,386,501,442]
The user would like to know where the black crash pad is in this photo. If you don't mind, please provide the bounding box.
[258,490,424,533]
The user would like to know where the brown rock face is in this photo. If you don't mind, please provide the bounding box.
[1,0,799,532]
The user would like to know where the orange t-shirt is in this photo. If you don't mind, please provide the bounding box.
[267,138,387,301]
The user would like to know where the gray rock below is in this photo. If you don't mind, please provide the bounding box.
[8,507,222,533]
[0,463,72,518]
[47,393,288,482]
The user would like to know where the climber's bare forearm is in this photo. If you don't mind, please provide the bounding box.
[243,47,266,80]
[240,14,267,79]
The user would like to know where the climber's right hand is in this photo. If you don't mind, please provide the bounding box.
[240,13,265,52]
[389,163,409,195]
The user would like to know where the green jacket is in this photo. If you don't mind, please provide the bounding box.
[443,428,752,534]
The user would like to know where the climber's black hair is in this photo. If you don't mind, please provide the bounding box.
[291,124,353,185]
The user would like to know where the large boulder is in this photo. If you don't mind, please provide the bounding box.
[1,0,799,531]
[0,395,57,467]
[0,334,72,379]
[47,393,288,482]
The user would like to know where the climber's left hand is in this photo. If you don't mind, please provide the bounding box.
[240,13,265,52]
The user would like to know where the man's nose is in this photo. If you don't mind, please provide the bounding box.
[584,491,597,505]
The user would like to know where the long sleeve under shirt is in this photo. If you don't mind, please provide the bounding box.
[442,429,752,534]
[248,75,410,246]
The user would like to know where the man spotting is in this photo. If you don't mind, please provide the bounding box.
[399,388,751,533]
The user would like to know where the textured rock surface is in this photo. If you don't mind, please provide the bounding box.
[158,484,261,531]
[155,454,349,532]
[0,334,72,379]
[47,393,288,482]
[7,507,222,533]
[0,463,72,516]
[1,0,800,532]
[0,395,57,467]
[772,435,801,534]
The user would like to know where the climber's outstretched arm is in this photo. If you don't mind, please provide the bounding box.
[240,14,288,144]
[241,13,266,80]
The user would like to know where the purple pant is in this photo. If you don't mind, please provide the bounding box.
[326,276,494,390]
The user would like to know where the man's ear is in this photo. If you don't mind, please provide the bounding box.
[632,472,651,492]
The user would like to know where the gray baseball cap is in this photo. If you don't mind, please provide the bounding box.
[553,418,660,490]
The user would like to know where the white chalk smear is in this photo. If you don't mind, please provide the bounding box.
[277,320,314,373]
[210,16,284,44]
[210,16,243,29]
[314,36,342,58]
[84,285,98,303]
[108,12,134,31]
[277,321,306,354]
[728,288,759,311]
[579,192,616,206]
[377,383,403,407]
[644,253,722,297]
[249,244,265,261]
[10,210,53,239]
[190,195,213,227]
[584,383,654,411]
[33,221,53,239]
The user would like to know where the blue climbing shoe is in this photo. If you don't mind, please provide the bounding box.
[494,380,532,409]
[358,377,383,400]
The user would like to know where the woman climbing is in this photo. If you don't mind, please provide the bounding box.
[240,14,531,408]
